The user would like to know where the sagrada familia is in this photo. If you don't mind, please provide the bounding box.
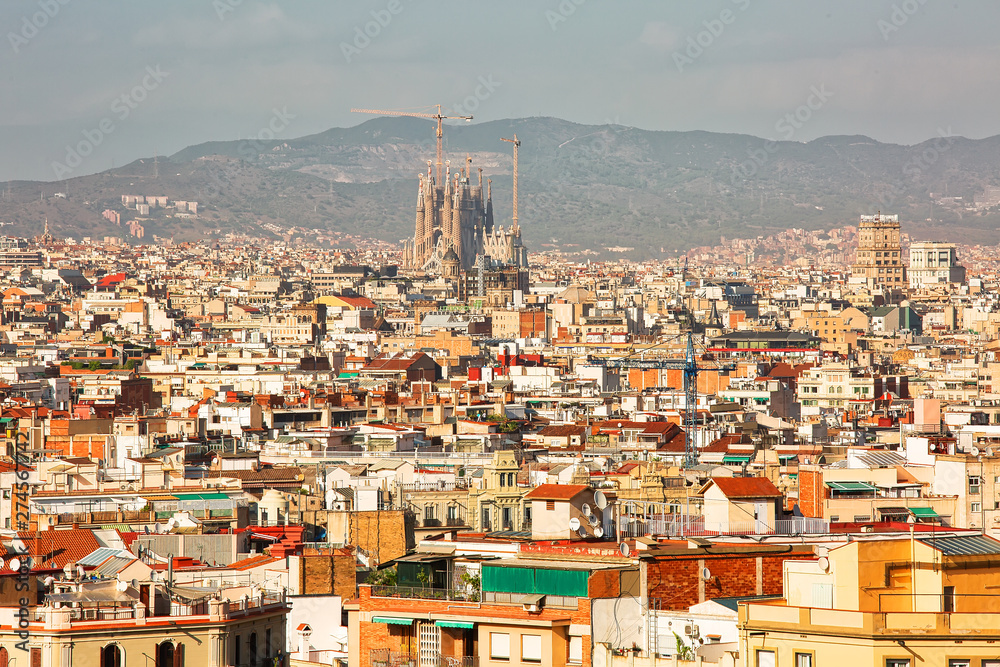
[400,157,528,274]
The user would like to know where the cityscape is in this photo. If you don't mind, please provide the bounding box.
[5,3,1000,667]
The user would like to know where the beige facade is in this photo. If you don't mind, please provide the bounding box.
[851,213,906,290]
[741,536,1000,666]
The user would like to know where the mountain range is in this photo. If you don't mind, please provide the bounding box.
[3,116,1000,258]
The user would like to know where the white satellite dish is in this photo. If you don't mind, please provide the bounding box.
[589,513,601,527]
[594,490,608,510]
[582,503,592,517]
[701,567,712,580]
[577,526,588,539]
[9,558,20,571]
[116,580,128,592]
[619,542,631,557]
[569,517,581,531]
[818,556,830,572]
[594,526,604,538]
[988,447,995,457]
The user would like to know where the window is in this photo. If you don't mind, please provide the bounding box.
[969,476,981,495]
[101,645,122,667]
[947,661,970,667]
[568,636,583,664]
[546,500,555,511]
[522,634,542,663]
[490,633,510,661]
[886,660,910,667]
[972,502,981,514]
[756,650,775,667]
[795,654,813,667]
[234,635,241,666]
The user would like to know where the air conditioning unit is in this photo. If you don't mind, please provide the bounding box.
[684,624,700,639]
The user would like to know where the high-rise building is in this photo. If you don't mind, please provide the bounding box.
[851,213,906,290]
[909,242,965,288]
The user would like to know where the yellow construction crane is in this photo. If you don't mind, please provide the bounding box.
[351,105,472,184]
[501,134,521,232]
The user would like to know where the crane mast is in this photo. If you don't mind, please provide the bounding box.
[501,134,521,233]
[351,105,473,183]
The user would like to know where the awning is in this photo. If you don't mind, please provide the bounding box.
[826,481,876,492]
[372,617,413,625]
[778,455,797,461]
[436,620,474,629]
[722,455,751,464]
[909,507,939,518]
[879,507,909,516]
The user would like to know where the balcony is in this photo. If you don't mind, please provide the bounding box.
[370,585,479,602]
[618,516,829,538]
[371,649,478,667]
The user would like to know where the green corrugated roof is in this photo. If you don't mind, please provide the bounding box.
[722,455,751,463]
[826,481,875,492]
[436,620,474,629]
[177,492,230,500]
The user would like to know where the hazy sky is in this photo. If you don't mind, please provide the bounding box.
[2,0,998,182]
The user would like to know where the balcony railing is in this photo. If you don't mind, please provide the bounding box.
[618,515,829,538]
[371,649,478,667]
[370,585,479,602]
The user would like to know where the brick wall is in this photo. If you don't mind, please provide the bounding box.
[350,510,414,564]
[797,468,825,518]
[355,585,592,667]
[646,551,812,610]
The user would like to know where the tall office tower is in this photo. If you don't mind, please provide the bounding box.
[851,213,906,290]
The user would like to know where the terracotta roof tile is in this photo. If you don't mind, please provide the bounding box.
[702,477,782,499]
[524,483,590,501]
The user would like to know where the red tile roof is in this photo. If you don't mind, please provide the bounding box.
[17,528,102,569]
[701,477,782,499]
[524,483,590,501]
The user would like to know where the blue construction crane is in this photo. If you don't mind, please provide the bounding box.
[588,332,734,467]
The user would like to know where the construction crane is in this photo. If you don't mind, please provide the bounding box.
[351,105,473,184]
[500,134,521,232]
[588,331,734,468]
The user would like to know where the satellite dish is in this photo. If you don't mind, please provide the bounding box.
[619,543,631,557]
[131,578,140,589]
[818,557,830,572]
[43,576,55,587]
[988,447,995,457]
[582,503,591,517]
[589,513,601,527]
[569,517,581,531]
[577,526,588,539]
[972,446,981,457]
[9,558,20,571]
[701,567,712,580]
[594,491,608,510]
[116,580,128,592]
[594,526,604,538]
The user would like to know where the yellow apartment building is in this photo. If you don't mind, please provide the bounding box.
[740,534,1000,666]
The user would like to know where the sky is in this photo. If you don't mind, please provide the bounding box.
[1,0,998,182]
